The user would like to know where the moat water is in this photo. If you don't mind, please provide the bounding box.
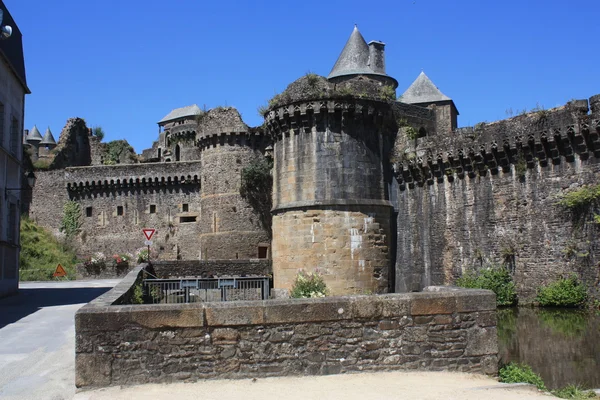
[497,307,600,390]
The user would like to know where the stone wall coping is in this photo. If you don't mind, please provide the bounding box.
[272,198,393,213]
[77,267,496,330]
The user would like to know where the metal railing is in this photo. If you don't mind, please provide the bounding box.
[143,276,270,304]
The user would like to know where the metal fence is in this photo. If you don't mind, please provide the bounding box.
[143,276,270,304]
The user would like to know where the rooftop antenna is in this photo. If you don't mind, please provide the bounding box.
[0,10,13,40]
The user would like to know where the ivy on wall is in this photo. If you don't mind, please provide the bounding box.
[60,201,82,238]
[240,157,273,237]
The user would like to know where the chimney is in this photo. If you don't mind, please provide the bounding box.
[368,41,386,74]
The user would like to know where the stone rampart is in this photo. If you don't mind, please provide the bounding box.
[395,96,600,301]
[75,266,498,388]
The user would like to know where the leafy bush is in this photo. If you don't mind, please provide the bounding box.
[290,270,328,298]
[20,217,78,280]
[498,362,546,391]
[536,276,587,307]
[131,284,144,304]
[552,384,597,399]
[92,126,105,141]
[455,265,517,306]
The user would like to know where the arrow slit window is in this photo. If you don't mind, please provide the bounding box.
[117,206,124,216]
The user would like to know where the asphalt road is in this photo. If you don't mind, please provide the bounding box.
[0,280,119,400]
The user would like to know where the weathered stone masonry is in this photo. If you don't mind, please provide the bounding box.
[395,96,600,302]
[75,267,498,388]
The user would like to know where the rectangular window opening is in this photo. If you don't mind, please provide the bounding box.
[258,246,269,259]
[182,203,189,212]
[86,206,93,217]
[150,204,156,214]
[117,206,124,216]
[180,215,197,223]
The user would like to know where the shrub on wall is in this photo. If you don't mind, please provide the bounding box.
[455,265,517,306]
[59,201,82,238]
[536,275,587,307]
[290,270,328,298]
[240,156,273,236]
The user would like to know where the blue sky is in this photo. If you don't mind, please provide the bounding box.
[6,0,600,152]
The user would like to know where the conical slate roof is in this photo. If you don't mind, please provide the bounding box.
[328,26,372,79]
[40,127,57,145]
[400,71,452,104]
[26,125,43,142]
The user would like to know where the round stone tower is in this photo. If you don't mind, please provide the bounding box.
[265,75,396,295]
[197,107,270,260]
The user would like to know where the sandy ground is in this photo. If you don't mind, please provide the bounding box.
[74,371,550,400]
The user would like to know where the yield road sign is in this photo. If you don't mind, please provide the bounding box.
[143,228,156,241]
[53,264,67,277]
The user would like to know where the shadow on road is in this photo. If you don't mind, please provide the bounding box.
[0,287,111,329]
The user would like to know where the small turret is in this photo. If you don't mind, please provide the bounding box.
[26,125,42,144]
[40,127,57,148]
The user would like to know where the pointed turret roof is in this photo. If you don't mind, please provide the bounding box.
[328,26,371,79]
[328,26,397,87]
[40,127,57,145]
[26,125,43,142]
[400,71,452,104]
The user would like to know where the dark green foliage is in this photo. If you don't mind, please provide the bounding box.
[405,126,419,141]
[20,217,78,280]
[59,201,81,238]
[536,276,587,307]
[103,140,136,165]
[240,157,273,237]
[132,284,144,304]
[92,126,105,141]
[498,362,546,391]
[290,270,328,298]
[455,265,517,306]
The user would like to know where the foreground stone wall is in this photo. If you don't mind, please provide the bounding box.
[150,259,272,278]
[395,96,600,302]
[75,267,498,388]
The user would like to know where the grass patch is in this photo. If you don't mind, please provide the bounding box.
[499,362,546,391]
[552,384,597,399]
[536,275,587,307]
[455,265,517,306]
[20,217,79,280]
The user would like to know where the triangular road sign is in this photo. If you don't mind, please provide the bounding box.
[143,228,156,241]
[53,264,67,277]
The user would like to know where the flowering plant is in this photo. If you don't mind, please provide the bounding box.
[290,269,328,298]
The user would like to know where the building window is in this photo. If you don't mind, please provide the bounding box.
[180,216,197,223]
[182,203,189,212]
[258,245,269,259]
[86,206,93,217]
[117,206,124,216]
[0,102,4,147]
[10,116,19,156]
[150,204,156,214]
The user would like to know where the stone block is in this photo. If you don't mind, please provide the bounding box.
[410,293,456,315]
[454,290,496,312]
[464,327,498,356]
[263,298,352,324]
[205,302,265,326]
[75,353,112,388]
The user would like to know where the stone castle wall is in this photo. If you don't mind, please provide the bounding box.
[75,266,498,388]
[30,162,203,260]
[394,95,600,302]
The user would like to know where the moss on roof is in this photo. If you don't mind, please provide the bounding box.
[265,73,396,113]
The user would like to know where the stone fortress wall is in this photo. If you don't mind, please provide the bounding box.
[395,95,600,302]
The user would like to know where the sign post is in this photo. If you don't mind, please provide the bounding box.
[142,228,156,264]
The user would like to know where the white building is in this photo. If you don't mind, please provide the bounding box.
[0,1,30,297]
